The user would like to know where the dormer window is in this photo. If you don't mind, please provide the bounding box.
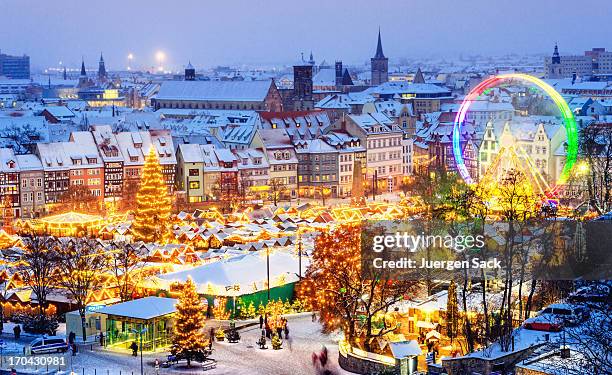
[6,160,15,169]
[134,142,142,148]
[271,123,277,129]
[87,157,97,164]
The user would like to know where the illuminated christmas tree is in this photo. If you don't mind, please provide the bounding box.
[171,277,207,367]
[132,147,172,243]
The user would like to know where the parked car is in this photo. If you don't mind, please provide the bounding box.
[540,303,589,326]
[28,336,69,355]
[569,284,611,304]
[523,314,564,332]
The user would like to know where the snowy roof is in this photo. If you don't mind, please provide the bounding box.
[158,251,305,294]
[156,80,273,102]
[0,148,19,173]
[313,68,336,87]
[96,296,178,320]
[15,153,42,171]
[389,341,422,358]
[42,106,75,119]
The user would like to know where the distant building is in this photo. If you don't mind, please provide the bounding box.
[153,80,283,112]
[184,62,195,81]
[0,52,30,79]
[98,53,108,82]
[292,63,314,111]
[545,45,612,79]
[371,29,389,86]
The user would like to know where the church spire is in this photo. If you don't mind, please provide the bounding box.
[98,52,107,80]
[80,58,86,77]
[414,67,425,84]
[374,27,385,59]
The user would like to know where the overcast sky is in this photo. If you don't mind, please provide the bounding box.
[2,0,611,71]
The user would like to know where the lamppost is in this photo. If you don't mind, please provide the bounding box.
[131,325,148,375]
[127,53,134,71]
[266,247,270,303]
[156,51,165,73]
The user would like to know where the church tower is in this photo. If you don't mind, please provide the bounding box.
[185,61,195,81]
[547,44,562,78]
[370,28,388,86]
[98,53,107,82]
[293,58,314,111]
[78,58,89,88]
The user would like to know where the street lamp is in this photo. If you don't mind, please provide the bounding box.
[156,51,165,72]
[130,325,148,375]
[127,53,134,70]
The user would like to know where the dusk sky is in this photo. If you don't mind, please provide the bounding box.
[3,0,612,71]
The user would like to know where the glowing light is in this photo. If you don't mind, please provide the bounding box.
[127,53,134,60]
[452,73,578,191]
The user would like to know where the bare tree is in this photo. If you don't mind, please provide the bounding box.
[268,178,287,206]
[54,238,110,341]
[0,123,42,154]
[107,241,148,302]
[56,185,100,214]
[16,237,59,316]
[579,123,612,214]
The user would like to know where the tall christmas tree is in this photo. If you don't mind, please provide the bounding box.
[132,147,172,243]
[446,280,459,343]
[171,277,207,367]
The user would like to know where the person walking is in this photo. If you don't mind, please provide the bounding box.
[130,341,138,357]
[284,323,289,339]
[13,325,21,340]
[259,314,264,329]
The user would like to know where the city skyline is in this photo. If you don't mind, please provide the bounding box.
[3,0,612,70]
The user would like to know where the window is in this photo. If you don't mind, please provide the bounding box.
[189,169,199,176]
[189,181,200,189]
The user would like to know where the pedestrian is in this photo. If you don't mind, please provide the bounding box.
[72,343,77,356]
[259,314,264,329]
[68,331,75,345]
[311,311,316,322]
[130,341,138,357]
[13,325,20,340]
[265,322,271,338]
[276,325,283,339]
[284,323,289,339]
[154,358,160,375]
[99,331,105,346]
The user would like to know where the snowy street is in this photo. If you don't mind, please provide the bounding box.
[0,316,355,375]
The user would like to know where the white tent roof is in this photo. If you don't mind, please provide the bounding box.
[157,250,307,292]
[96,296,178,320]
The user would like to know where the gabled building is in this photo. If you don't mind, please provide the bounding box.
[91,125,124,199]
[234,149,270,199]
[294,139,339,198]
[176,144,238,203]
[16,153,44,218]
[333,113,403,192]
[259,110,332,141]
[322,132,366,198]
[115,130,176,193]
[0,148,21,216]
[257,129,298,200]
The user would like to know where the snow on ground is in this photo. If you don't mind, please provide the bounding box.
[0,316,356,375]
